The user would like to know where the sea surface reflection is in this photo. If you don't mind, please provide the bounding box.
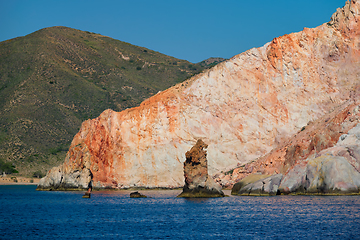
[0,186,359,239]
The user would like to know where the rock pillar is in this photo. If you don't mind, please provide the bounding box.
[177,139,224,197]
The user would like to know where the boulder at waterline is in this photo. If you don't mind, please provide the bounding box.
[233,174,283,196]
[231,173,271,195]
[278,123,360,195]
[130,191,148,198]
[82,192,91,198]
[36,157,92,191]
[279,155,360,194]
[231,123,360,195]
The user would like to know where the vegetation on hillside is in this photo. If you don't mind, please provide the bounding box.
[0,26,223,176]
[198,57,226,68]
[0,159,18,174]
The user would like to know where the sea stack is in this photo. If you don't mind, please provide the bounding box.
[177,139,224,198]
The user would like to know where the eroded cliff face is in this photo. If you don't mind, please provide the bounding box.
[39,0,360,190]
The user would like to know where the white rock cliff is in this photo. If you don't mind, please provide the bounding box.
[38,0,360,190]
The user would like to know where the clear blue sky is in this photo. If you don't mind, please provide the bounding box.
[0,0,346,63]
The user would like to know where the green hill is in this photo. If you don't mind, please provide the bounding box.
[0,26,219,177]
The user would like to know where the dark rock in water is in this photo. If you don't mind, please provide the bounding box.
[82,192,91,198]
[82,187,92,198]
[130,191,147,198]
[177,139,224,198]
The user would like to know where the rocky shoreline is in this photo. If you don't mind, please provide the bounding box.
[36,122,360,195]
[36,0,360,196]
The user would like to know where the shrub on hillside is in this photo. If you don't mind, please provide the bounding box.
[33,170,44,178]
[0,159,18,174]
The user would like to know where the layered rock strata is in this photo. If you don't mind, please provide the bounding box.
[39,0,360,190]
[177,139,224,197]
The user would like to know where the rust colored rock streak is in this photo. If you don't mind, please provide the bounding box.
[41,1,360,189]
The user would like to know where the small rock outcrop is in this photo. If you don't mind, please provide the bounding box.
[231,173,271,195]
[82,193,91,198]
[82,187,92,198]
[177,140,224,198]
[130,191,147,198]
[36,152,93,191]
[279,155,360,194]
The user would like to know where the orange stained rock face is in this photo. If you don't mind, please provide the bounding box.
[56,1,360,189]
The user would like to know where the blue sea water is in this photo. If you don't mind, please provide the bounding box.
[0,185,360,239]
